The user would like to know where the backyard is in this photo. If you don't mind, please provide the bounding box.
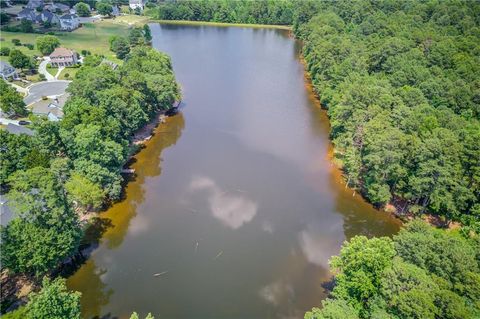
[0,15,150,64]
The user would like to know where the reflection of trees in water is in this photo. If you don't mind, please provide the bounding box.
[66,259,113,319]
[100,113,186,250]
[66,113,185,318]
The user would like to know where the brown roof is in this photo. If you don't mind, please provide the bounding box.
[50,47,75,58]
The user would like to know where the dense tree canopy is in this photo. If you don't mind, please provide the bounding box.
[152,0,297,25]
[1,167,83,275]
[295,0,480,230]
[307,221,480,319]
[26,277,81,319]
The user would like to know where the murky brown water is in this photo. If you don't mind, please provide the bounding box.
[67,24,400,319]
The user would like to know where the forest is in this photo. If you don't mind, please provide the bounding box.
[297,0,480,233]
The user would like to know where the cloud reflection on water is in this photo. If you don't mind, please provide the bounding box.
[298,223,344,268]
[189,176,258,229]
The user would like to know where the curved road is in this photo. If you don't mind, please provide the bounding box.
[23,81,70,105]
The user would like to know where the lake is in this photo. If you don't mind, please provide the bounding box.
[67,24,400,319]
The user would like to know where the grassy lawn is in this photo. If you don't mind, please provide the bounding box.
[0,18,142,63]
[46,64,58,77]
[58,66,80,80]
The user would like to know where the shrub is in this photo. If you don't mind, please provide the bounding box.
[11,38,21,46]
[64,73,70,79]
[39,74,46,81]
[0,46,10,56]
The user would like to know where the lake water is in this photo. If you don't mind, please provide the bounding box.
[67,24,400,319]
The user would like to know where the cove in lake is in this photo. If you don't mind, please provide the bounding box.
[67,24,401,319]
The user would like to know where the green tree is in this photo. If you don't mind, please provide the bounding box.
[109,35,130,59]
[1,167,82,275]
[143,24,152,42]
[9,49,34,70]
[97,2,113,16]
[0,79,29,118]
[19,19,33,32]
[330,236,395,308]
[65,173,104,211]
[75,2,91,17]
[305,299,359,319]
[0,11,10,25]
[36,35,60,55]
[26,277,81,319]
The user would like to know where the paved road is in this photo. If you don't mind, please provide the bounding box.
[23,81,70,105]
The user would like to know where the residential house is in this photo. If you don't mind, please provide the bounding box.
[26,0,43,9]
[30,94,67,121]
[17,7,38,21]
[36,9,59,24]
[49,47,78,67]
[44,2,71,14]
[112,5,120,16]
[5,123,34,136]
[129,0,146,10]
[59,13,79,31]
[0,61,18,80]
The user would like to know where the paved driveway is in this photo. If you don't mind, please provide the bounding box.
[23,81,70,105]
[38,58,55,81]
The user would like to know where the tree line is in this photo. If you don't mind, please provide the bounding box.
[0,39,179,313]
[151,0,296,25]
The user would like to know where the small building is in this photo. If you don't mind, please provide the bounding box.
[0,61,18,80]
[129,0,146,10]
[30,96,65,121]
[5,123,34,136]
[59,13,79,31]
[49,47,78,67]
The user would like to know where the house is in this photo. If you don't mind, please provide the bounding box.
[112,5,120,16]
[44,2,71,13]
[36,9,59,25]
[5,123,34,136]
[49,47,78,67]
[30,95,67,121]
[59,13,79,31]
[129,0,146,10]
[17,8,38,21]
[26,0,43,9]
[0,61,18,80]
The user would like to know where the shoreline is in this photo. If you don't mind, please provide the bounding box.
[150,19,292,30]
[0,103,177,313]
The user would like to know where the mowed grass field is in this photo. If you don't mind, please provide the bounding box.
[0,15,149,63]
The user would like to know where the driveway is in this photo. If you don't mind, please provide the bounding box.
[38,58,55,81]
[23,81,70,105]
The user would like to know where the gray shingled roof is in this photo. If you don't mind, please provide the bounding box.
[5,123,34,136]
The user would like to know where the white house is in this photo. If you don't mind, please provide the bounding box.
[129,0,146,10]
[59,13,79,31]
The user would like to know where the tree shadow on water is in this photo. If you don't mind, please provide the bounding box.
[57,217,113,278]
